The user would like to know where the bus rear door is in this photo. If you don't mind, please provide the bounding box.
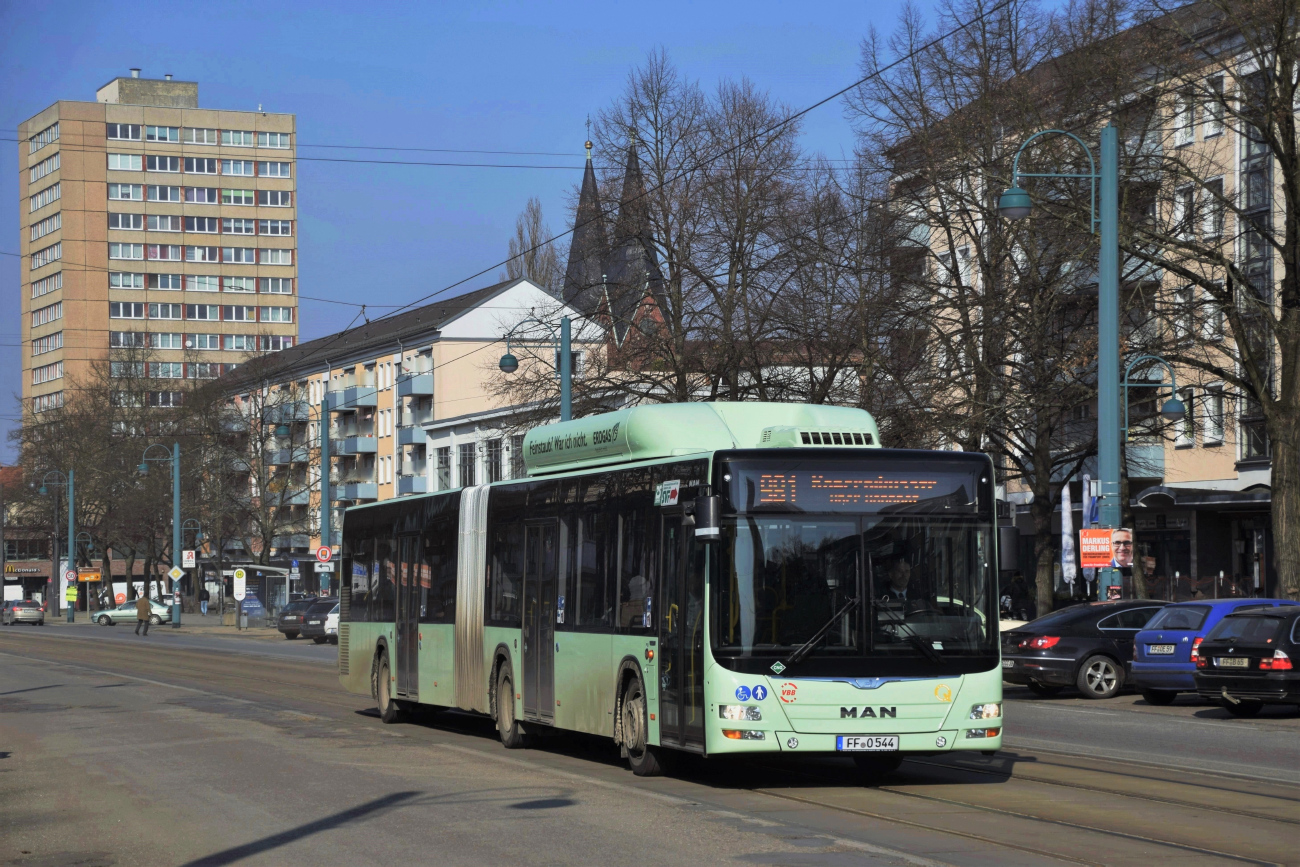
[523,521,558,723]
[395,534,419,700]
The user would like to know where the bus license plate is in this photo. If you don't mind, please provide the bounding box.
[1216,657,1249,668]
[1148,644,1175,655]
[837,735,898,752]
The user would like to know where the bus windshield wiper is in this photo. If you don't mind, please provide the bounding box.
[887,616,945,665]
[783,597,860,668]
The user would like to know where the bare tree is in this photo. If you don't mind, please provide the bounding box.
[505,196,565,295]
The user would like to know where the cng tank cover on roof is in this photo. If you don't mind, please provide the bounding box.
[521,402,881,475]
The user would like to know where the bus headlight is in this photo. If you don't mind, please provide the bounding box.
[719,705,762,721]
[969,703,1001,720]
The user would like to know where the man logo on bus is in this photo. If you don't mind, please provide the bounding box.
[779,682,798,703]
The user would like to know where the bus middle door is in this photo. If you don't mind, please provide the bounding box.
[395,534,419,701]
[522,521,558,723]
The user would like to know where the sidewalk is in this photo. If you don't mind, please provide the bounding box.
[43,615,286,641]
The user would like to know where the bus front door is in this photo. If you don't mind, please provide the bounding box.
[395,534,419,700]
[658,514,705,751]
[522,521,557,723]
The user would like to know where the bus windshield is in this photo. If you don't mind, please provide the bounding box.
[713,454,997,670]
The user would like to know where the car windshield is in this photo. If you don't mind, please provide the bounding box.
[1206,615,1284,644]
[714,514,995,657]
[1146,605,1211,631]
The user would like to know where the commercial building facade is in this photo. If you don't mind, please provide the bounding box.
[16,70,298,417]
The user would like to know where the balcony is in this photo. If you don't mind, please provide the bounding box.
[274,489,311,506]
[397,427,425,446]
[397,475,428,495]
[335,436,377,455]
[1125,442,1165,479]
[267,403,310,424]
[268,447,310,465]
[327,385,377,412]
[339,482,378,500]
[272,533,311,550]
[397,374,433,397]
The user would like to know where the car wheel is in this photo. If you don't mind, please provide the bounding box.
[313,636,327,644]
[1027,681,1064,697]
[149,614,162,625]
[1222,698,1263,718]
[329,635,338,644]
[97,615,111,626]
[374,652,405,724]
[1141,689,1178,706]
[853,753,904,784]
[1077,655,1123,699]
[621,674,666,776]
[285,632,299,640]
[495,662,530,749]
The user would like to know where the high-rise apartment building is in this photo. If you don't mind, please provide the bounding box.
[17,70,298,415]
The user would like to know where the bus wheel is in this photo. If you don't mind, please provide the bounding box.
[496,664,529,749]
[622,676,665,777]
[375,653,405,724]
[853,753,903,784]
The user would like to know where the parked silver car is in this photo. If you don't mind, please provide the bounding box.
[95,598,171,626]
[1,600,45,626]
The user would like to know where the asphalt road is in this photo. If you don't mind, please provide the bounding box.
[0,626,1296,866]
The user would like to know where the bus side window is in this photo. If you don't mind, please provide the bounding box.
[373,538,396,622]
[616,500,656,632]
[421,516,457,624]
[489,522,524,626]
[348,538,373,622]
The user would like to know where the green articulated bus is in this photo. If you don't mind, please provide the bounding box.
[337,401,1003,778]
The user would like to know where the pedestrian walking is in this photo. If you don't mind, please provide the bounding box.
[200,586,210,617]
[135,596,151,636]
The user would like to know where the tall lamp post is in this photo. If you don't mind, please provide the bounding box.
[140,443,181,627]
[38,470,73,620]
[999,124,1125,599]
[498,315,573,422]
[75,531,95,609]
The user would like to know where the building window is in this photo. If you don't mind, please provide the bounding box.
[258,132,291,148]
[31,212,62,240]
[32,272,63,298]
[221,130,255,147]
[222,218,256,235]
[222,305,255,322]
[149,274,184,290]
[184,304,219,321]
[106,123,140,141]
[147,185,182,202]
[183,127,217,145]
[149,332,183,349]
[146,244,183,261]
[258,161,292,178]
[110,331,145,348]
[260,335,293,351]
[260,306,293,323]
[184,187,219,204]
[1203,178,1225,240]
[185,275,219,292]
[222,189,254,206]
[110,301,146,319]
[29,153,60,184]
[188,362,220,379]
[149,302,182,320]
[1240,398,1269,461]
[109,272,143,289]
[1204,75,1225,137]
[260,249,293,265]
[260,277,293,294]
[223,276,255,293]
[222,159,255,176]
[191,334,221,350]
[1173,92,1195,147]
[32,392,64,413]
[1173,185,1195,240]
[436,447,452,490]
[458,442,476,488]
[185,157,219,175]
[32,361,63,385]
[149,362,183,379]
[146,125,179,142]
[181,216,215,233]
[108,242,141,261]
[149,391,184,407]
[30,122,59,152]
[1174,387,1195,447]
[186,246,219,262]
[30,242,62,270]
[258,190,292,207]
[109,213,143,230]
[146,155,180,173]
[259,220,292,236]
[32,332,62,356]
[31,302,62,327]
[223,247,256,263]
[223,334,256,351]
[108,153,142,171]
[510,434,525,478]
[485,439,503,483]
[106,183,140,202]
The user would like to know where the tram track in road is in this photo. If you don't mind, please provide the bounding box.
[4,631,1297,867]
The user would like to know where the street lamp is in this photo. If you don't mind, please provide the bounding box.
[1122,355,1187,436]
[1000,123,1122,600]
[140,442,183,628]
[499,315,573,422]
[37,469,73,621]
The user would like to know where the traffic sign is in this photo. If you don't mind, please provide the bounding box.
[182,550,196,568]
[63,569,76,583]
[291,559,299,569]
[233,568,247,601]
[168,566,184,581]
[315,546,333,563]
[315,561,335,573]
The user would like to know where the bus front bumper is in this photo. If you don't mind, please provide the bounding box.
[705,727,1001,754]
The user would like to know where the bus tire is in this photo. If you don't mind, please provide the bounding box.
[374,652,405,724]
[621,675,665,777]
[495,663,529,748]
[853,753,903,783]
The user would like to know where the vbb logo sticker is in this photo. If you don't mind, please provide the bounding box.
[779,682,798,703]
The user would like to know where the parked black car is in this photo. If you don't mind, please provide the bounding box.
[1194,608,1300,716]
[277,598,317,639]
[1002,600,1166,699]
[298,597,339,644]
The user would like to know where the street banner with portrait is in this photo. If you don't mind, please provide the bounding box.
[1079,529,1114,569]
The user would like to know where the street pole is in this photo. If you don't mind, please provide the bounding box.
[320,394,331,554]
[560,316,572,422]
[1097,124,1121,600]
[172,444,182,628]
[49,484,58,616]
[66,469,74,623]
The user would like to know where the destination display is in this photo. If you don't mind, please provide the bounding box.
[723,459,986,514]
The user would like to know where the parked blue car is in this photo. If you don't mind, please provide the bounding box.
[1132,598,1298,704]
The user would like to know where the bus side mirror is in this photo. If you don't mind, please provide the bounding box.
[694,494,721,542]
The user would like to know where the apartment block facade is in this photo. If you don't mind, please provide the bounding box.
[16,70,298,416]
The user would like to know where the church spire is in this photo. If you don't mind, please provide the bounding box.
[562,136,608,310]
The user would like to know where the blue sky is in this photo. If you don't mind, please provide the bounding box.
[0,0,938,460]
